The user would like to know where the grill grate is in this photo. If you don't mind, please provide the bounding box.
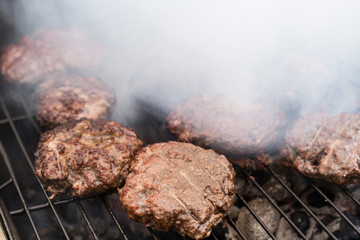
[0,89,359,240]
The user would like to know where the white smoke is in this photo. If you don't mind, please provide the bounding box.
[9,0,360,120]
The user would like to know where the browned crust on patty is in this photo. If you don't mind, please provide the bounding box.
[119,141,235,239]
[35,119,143,197]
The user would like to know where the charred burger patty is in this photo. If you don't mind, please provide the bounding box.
[119,141,236,240]
[35,75,115,129]
[35,119,143,197]
[281,112,360,185]
[0,27,105,84]
[167,95,287,158]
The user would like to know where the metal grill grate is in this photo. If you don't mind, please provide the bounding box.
[0,87,359,240]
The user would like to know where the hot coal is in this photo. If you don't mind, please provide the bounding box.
[119,141,236,240]
[167,95,287,166]
[35,119,143,197]
[281,112,360,185]
[0,27,105,84]
[35,75,115,129]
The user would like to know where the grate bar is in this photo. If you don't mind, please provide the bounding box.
[147,227,159,240]
[10,203,50,216]
[236,192,277,240]
[0,202,14,240]
[308,180,360,236]
[10,195,129,240]
[0,97,71,240]
[211,232,219,240]
[0,115,28,125]
[0,179,13,191]
[9,197,84,216]
[264,166,337,239]
[9,195,117,216]
[225,215,247,240]
[18,98,41,134]
[241,169,308,240]
[100,195,129,240]
[341,187,360,207]
[0,142,40,240]
[74,198,99,240]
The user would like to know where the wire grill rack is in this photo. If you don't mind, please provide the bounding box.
[0,87,360,240]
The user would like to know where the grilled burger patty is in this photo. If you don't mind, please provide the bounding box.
[0,27,105,84]
[35,75,115,129]
[119,141,236,240]
[167,95,287,158]
[35,119,143,197]
[281,112,360,185]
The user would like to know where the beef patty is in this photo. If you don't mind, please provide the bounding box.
[167,95,287,158]
[35,119,143,198]
[35,75,115,129]
[281,112,360,185]
[0,27,105,84]
[119,141,236,240]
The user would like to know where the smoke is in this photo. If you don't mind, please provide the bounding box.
[8,0,360,119]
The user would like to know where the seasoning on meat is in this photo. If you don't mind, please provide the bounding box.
[166,95,287,165]
[281,112,360,185]
[35,75,115,129]
[119,141,236,240]
[35,119,143,198]
[0,27,105,84]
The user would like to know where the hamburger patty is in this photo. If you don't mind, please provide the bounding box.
[281,112,360,185]
[167,95,287,158]
[35,75,115,129]
[35,119,143,197]
[0,27,105,84]
[119,141,236,240]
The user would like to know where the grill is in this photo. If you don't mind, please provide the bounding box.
[0,83,360,240]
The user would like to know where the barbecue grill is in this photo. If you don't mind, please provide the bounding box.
[1,1,360,239]
[0,82,360,240]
